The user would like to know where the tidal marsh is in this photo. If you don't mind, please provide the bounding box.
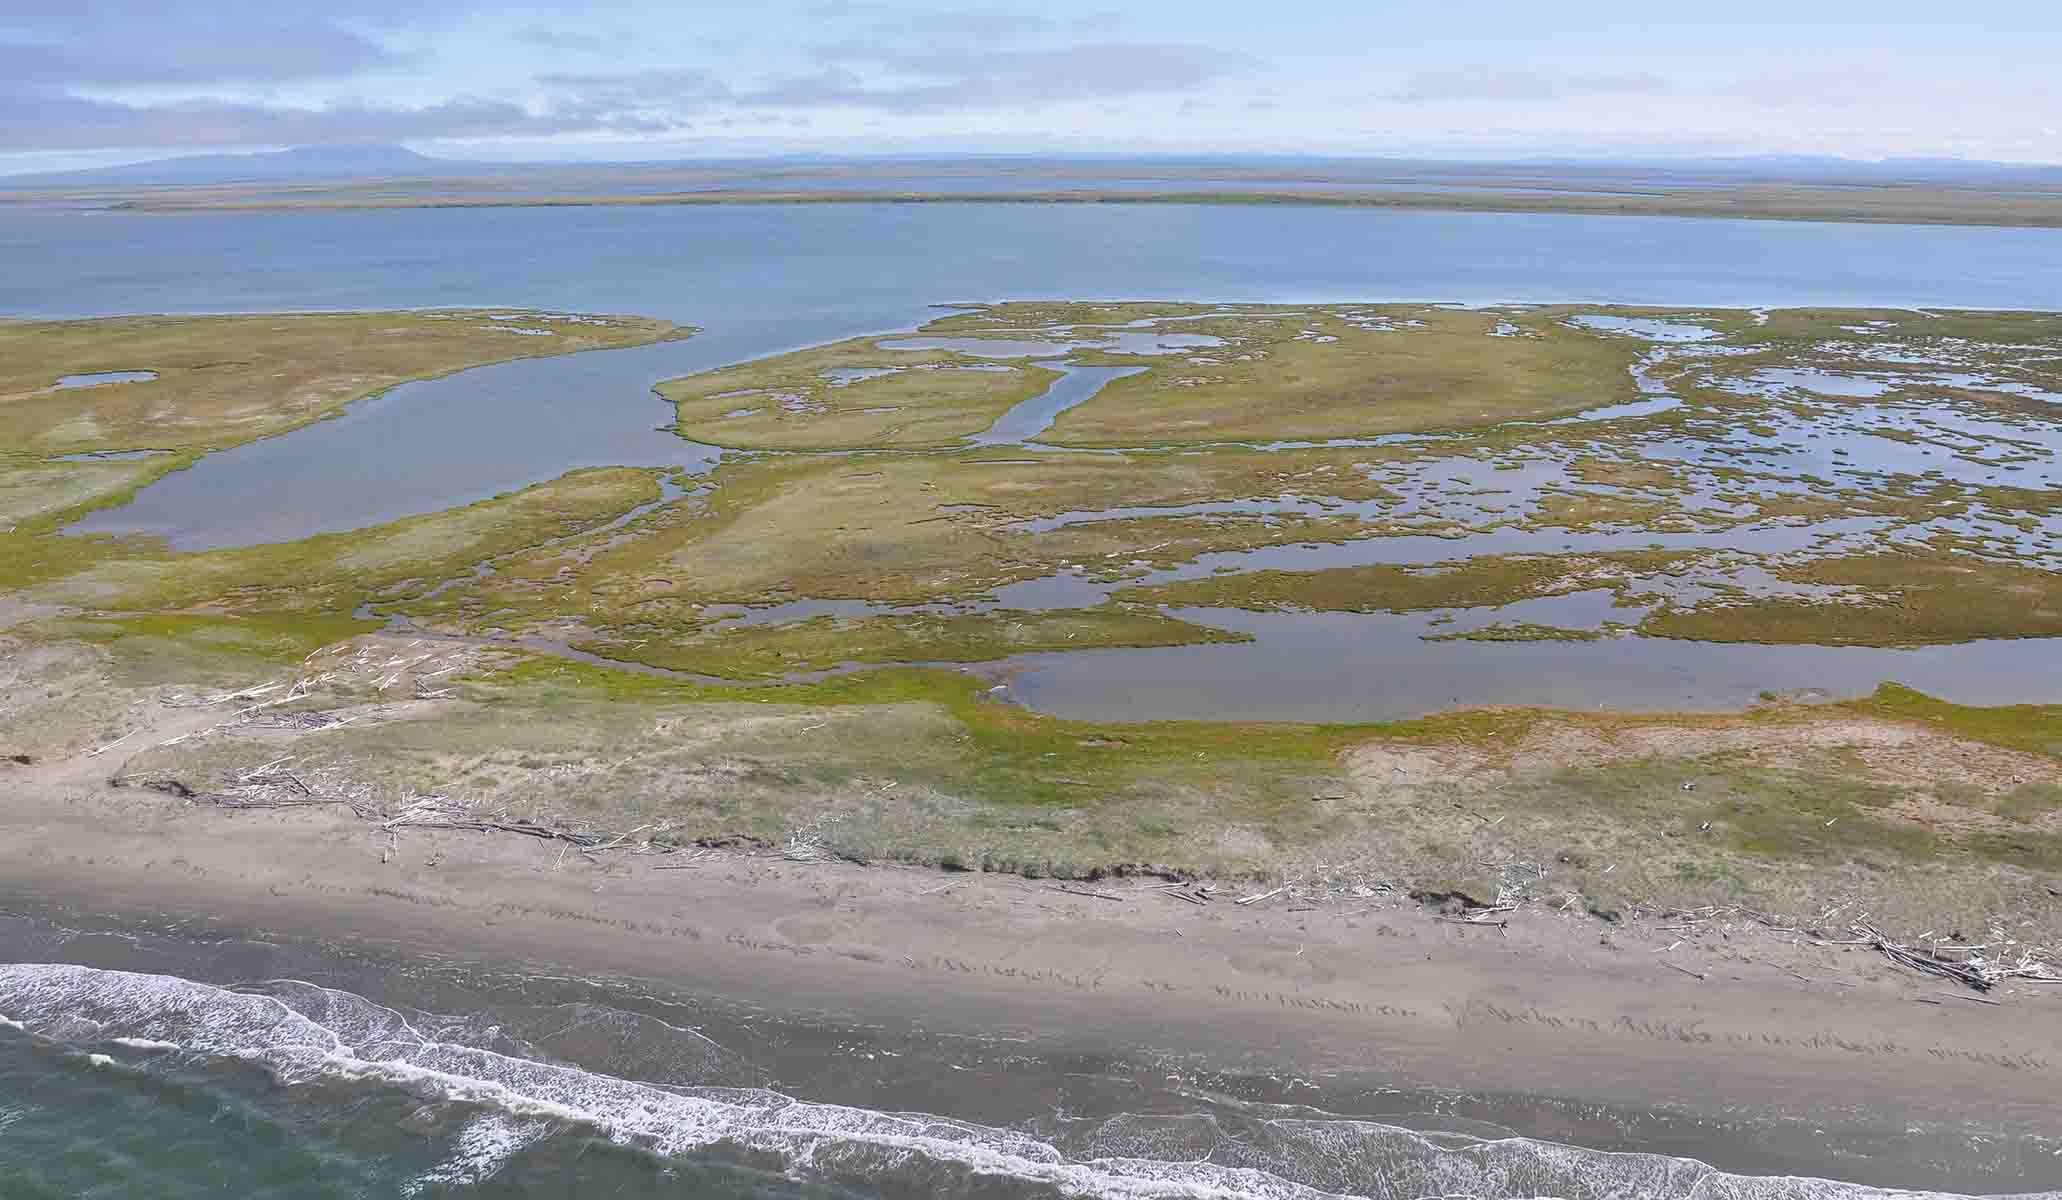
[6,302,2062,927]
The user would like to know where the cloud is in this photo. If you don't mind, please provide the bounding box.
[758,5,1229,114]
[1,0,1248,151]
[0,93,637,152]
[803,2,1124,45]
[1722,67,1909,109]
[536,68,734,115]
[514,28,628,56]
[3,37,1253,152]
[525,38,1256,130]
[1,0,461,85]
[0,0,494,149]
[1381,67,1674,104]
[742,43,1258,112]
[1,22,399,88]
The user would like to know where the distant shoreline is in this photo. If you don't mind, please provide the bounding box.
[10,184,2062,228]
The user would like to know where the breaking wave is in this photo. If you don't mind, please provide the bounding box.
[0,964,2027,1200]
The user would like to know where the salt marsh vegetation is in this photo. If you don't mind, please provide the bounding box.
[7,302,2061,922]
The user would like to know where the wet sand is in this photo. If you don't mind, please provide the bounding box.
[4,774,2058,1190]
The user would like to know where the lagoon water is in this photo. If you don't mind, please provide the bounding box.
[10,202,2062,325]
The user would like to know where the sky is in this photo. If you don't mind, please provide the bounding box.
[4,0,2062,172]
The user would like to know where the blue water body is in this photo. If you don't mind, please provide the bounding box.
[7,202,2061,323]
[53,369,158,388]
[971,363,1145,445]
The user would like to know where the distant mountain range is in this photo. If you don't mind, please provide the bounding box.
[6,142,2061,189]
[1,144,474,186]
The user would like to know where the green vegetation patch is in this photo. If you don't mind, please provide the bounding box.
[1118,550,1701,614]
[1050,306,1642,445]
[0,457,165,529]
[0,310,689,460]
[1523,758,1938,864]
[47,610,378,680]
[1642,552,2062,645]
[394,446,1409,629]
[473,655,1362,827]
[1842,684,2062,760]
[660,337,1061,449]
[576,606,1245,679]
[651,303,1646,450]
[19,467,665,624]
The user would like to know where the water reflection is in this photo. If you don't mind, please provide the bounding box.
[52,370,157,389]
[1000,611,2062,722]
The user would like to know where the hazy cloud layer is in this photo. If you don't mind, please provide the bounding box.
[6,0,457,77]
[513,28,630,56]
[2,0,2058,161]
[527,41,1253,129]
[0,95,616,151]
[739,43,1258,112]
[535,69,735,115]
[3,0,1251,149]
[1382,67,1674,105]
[802,2,1126,43]
[2,0,493,148]
[0,29,395,88]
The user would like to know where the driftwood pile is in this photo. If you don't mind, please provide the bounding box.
[1842,921,2062,993]
[382,792,633,849]
[1644,904,2062,994]
[134,761,773,867]
[119,756,381,819]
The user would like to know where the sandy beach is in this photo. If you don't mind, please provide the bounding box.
[5,771,2058,1158]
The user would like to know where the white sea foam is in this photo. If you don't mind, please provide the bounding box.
[0,964,2017,1200]
[110,1036,181,1051]
[403,1113,552,1197]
